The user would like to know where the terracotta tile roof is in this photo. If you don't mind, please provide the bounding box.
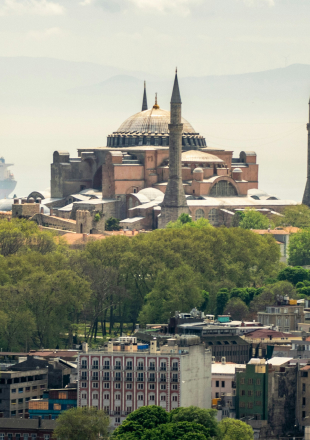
[301,365,310,371]
[252,227,300,235]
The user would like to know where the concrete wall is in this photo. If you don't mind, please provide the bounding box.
[180,346,212,409]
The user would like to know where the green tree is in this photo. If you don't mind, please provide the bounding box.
[250,281,297,314]
[113,406,168,435]
[239,208,271,230]
[139,264,203,325]
[199,291,209,312]
[218,418,254,440]
[278,266,309,285]
[216,288,230,315]
[144,422,211,440]
[224,298,248,320]
[169,406,218,438]
[273,205,310,229]
[105,217,121,231]
[288,229,310,266]
[53,407,109,440]
[166,214,211,229]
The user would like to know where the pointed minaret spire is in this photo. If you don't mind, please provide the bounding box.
[303,97,310,206]
[171,68,181,104]
[142,81,148,111]
[158,69,189,229]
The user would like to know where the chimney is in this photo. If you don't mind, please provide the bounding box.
[150,338,157,354]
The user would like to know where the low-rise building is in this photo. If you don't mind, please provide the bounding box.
[257,302,304,332]
[78,336,212,429]
[0,369,48,418]
[0,417,56,440]
[28,387,77,420]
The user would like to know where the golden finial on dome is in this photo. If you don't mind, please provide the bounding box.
[153,93,159,109]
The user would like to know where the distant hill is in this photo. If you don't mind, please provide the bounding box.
[0,57,309,201]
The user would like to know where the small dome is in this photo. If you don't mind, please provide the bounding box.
[138,187,164,202]
[233,168,242,173]
[193,167,203,173]
[0,199,12,211]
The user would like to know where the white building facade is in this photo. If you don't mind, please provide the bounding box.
[78,338,212,428]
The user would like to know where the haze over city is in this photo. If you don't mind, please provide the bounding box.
[1,0,310,199]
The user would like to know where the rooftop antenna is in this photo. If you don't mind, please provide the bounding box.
[153,92,159,109]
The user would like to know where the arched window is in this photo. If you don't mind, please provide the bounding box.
[210,181,238,197]
[208,209,218,226]
[195,209,204,220]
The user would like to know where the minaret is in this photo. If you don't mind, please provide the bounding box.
[302,98,310,206]
[158,70,189,228]
[142,81,148,111]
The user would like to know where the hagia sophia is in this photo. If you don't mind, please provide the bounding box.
[11,71,298,232]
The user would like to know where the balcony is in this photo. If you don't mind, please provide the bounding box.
[113,377,122,382]
[102,376,110,381]
[125,377,133,382]
[171,367,178,371]
[92,366,99,370]
[91,376,99,381]
[80,376,88,381]
[148,367,155,371]
[160,367,167,371]
[126,366,133,371]
[160,378,166,383]
[136,377,144,382]
[148,378,156,382]
[136,367,144,371]
[103,366,110,370]
[114,366,121,370]
[81,365,87,370]
[171,378,179,383]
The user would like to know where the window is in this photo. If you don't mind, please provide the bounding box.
[11,411,16,416]
[25,397,30,402]
[59,392,67,400]
[240,378,245,385]
[81,382,87,388]
[303,411,306,419]
[92,372,99,380]
[103,393,110,400]
[195,209,205,220]
[115,394,121,400]
[149,362,155,371]
[92,360,99,370]
[104,360,110,370]
[115,417,120,424]
[248,379,253,385]
[216,381,219,387]
[0,434,4,440]
[172,374,178,383]
[172,396,178,402]
[149,395,155,401]
[241,390,245,396]
[126,361,133,370]
[172,385,178,391]
[160,384,166,390]
[8,435,12,440]
[115,361,121,370]
[221,381,225,388]
[149,384,155,390]
[11,399,16,404]
[93,382,99,388]
[137,373,144,382]
[161,395,166,401]
[18,398,23,404]
[138,395,144,401]
[103,372,109,381]
[54,404,61,410]
[210,181,237,197]
[256,379,261,385]
[31,435,37,440]
[32,386,37,390]
[11,389,16,394]
[24,435,29,440]
[126,394,132,400]
[215,392,219,398]
[138,384,144,390]
[172,362,178,371]
[81,372,87,380]
[248,390,253,396]
[126,384,132,390]
[44,436,50,440]
[81,359,87,369]
[114,372,121,381]
[18,388,23,393]
[303,397,306,406]
[303,383,306,392]
[115,383,121,389]
[208,209,219,225]
[93,393,99,400]
[104,383,110,389]
[104,406,110,413]
[160,362,166,371]
[82,393,87,399]
[240,402,245,408]
[137,361,144,370]
[248,402,253,409]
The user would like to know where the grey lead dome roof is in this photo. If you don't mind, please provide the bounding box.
[116,107,196,134]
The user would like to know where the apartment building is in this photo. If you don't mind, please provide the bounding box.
[257,303,304,332]
[78,336,212,428]
[296,364,310,432]
[0,369,48,418]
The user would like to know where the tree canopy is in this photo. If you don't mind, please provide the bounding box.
[218,418,254,440]
[239,208,272,230]
[288,229,310,266]
[53,407,109,440]
[273,205,310,229]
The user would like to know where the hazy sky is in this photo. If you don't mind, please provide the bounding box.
[1,0,310,76]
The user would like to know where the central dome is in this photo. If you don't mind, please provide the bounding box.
[116,107,196,134]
